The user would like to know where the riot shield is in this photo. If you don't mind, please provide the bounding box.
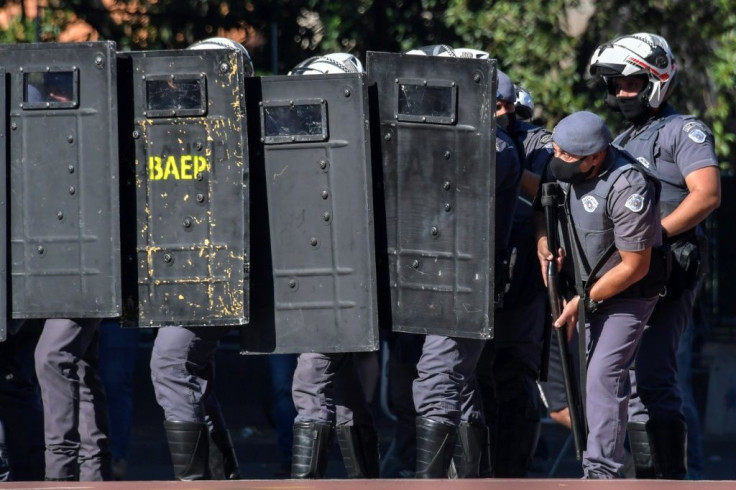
[117,48,248,327]
[0,67,6,341]
[1,42,121,319]
[242,73,378,353]
[367,51,496,339]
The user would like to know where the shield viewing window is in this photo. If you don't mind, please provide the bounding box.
[145,74,207,117]
[261,99,328,144]
[21,69,79,109]
[396,78,457,124]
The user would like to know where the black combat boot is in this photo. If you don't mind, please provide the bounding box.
[449,422,489,478]
[627,420,656,478]
[206,407,241,479]
[163,420,210,480]
[415,417,457,478]
[336,424,380,478]
[493,414,541,477]
[291,421,334,478]
[647,416,687,479]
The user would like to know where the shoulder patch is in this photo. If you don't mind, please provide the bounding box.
[582,195,599,213]
[688,129,707,144]
[540,134,553,145]
[625,193,645,213]
[637,156,651,168]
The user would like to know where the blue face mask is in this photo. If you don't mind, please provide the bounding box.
[549,155,593,184]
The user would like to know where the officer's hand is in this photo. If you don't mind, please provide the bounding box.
[537,237,565,287]
[554,295,578,342]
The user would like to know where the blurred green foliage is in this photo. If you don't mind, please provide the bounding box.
[1,0,734,167]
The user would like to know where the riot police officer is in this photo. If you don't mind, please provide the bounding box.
[476,75,552,477]
[0,321,44,481]
[33,318,111,481]
[536,111,664,478]
[407,48,523,478]
[589,33,721,479]
[286,52,381,480]
[148,36,252,481]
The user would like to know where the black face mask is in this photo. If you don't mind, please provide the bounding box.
[549,156,594,184]
[617,95,654,125]
[497,112,516,131]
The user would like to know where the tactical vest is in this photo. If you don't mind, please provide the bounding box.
[560,150,658,283]
[614,113,690,216]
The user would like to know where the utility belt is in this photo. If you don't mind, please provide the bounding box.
[579,241,671,302]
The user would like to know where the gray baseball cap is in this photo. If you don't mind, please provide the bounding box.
[497,70,515,103]
[552,111,612,156]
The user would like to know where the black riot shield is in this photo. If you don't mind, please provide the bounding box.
[1,42,121,319]
[0,67,6,341]
[367,51,496,339]
[241,73,378,353]
[117,48,248,327]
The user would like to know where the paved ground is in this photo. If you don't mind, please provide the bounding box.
[110,332,736,482]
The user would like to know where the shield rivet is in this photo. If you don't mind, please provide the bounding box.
[95,55,104,67]
[10,122,17,131]
[319,160,328,170]
[68,165,75,174]
[310,237,318,246]
[344,88,351,97]
[196,194,205,203]
[183,218,192,228]
[196,173,204,181]
[444,203,452,212]
[443,181,451,190]
[37,246,44,255]
[56,211,64,220]
[444,150,451,160]
[194,141,203,151]
[323,212,331,222]
[219,62,230,73]
[288,279,297,289]
[69,186,76,196]
[67,134,74,143]
[430,226,439,237]
[384,132,392,141]
[411,259,421,269]
[473,73,481,83]
[132,130,140,139]
[321,190,329,200]
[163,254,173,263]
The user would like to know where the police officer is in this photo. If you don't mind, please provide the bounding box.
[33,318,112,481]
[0,321,44,481]
[589,33,721,479]
[148,37,252,481]
[286,52,381,480]
[408,47,523,478]
[536,111,664,479]
[476,76,552,478]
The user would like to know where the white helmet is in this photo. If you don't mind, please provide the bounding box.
[451,48,490,60]
[514,85,534,120]
[288,52,364,75]
[406,45,490,60]
[188,37,254,77]
[588,32,677,110]
[405,44,456,57]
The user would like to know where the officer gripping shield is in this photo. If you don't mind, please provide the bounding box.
[241,68,378,353]
[1,42,121,323]
[117,46,249,326]
[367,51,497,339]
